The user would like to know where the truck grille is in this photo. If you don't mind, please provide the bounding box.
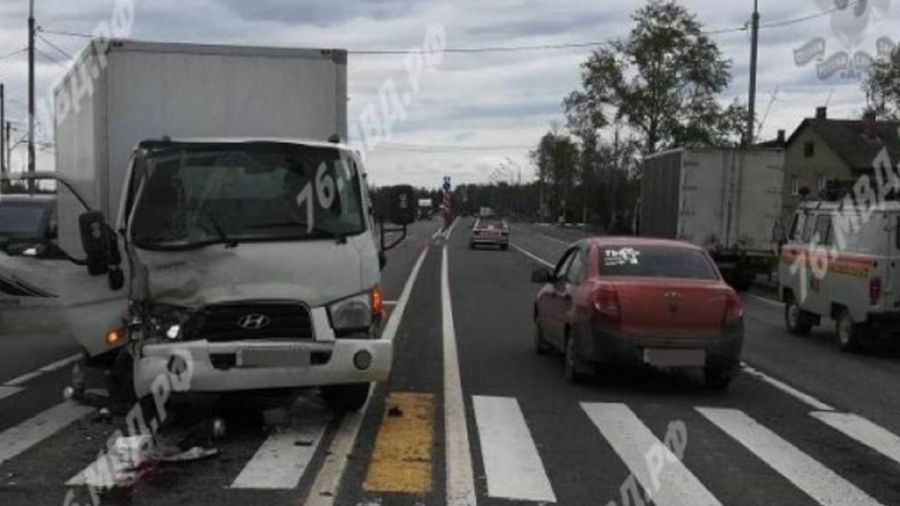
[186,303,314,342]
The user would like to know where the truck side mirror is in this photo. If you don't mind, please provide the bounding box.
[388,185,417,226]
[78,211,111,276]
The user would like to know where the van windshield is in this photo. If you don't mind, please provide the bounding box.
[130,143,366,250]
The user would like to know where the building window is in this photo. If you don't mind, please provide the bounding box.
[817,174,828,193]
[791,175,799,196]
[804,142,815,158]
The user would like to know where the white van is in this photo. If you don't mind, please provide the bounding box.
[778,197,900,352]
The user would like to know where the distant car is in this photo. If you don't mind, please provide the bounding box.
[470,218,509,250]
[531,237,743,389]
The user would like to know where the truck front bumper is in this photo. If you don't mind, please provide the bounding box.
[133,339,392,398]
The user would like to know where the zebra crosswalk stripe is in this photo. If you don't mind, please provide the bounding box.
[0,402,94,465]
[697,407,883,506]
[230,421,329,489]
[581,402,722,506]
[473,396,556,503]
[810,411,900,468]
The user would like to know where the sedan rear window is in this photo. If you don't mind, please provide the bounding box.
[599,245,718,280]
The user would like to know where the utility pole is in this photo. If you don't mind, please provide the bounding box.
[27,0,36,176]
[1,83,5,174]
[5,122,10,172]
[746,0,760,147]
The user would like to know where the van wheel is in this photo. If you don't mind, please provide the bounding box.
[785,297,813,335]
[835,310,864,353]
[533,313,552,356]
[321,383,371,413]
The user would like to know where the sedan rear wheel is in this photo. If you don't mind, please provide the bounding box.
[533,314,552,356]
[563,334,589,383]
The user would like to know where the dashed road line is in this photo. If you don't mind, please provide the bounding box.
[305,243,431,506]
[582,402,721,506]
[0,401,94,465]
[741,363,834,412]
[3,353,82,387]
[510,243,554,268]
[698,407,882,506]
[473,396,556,503]
[363,392,435,493]
[0,385,24,402]
[811,411,900,467]
[745,293,783,309]
[442,229,477,506]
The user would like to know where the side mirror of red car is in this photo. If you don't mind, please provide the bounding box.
[531,267,554,284]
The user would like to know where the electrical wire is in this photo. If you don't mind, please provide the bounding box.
[0,47,28,61]
[37,33,74,61]
[376,142,533,152]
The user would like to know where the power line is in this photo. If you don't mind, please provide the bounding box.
[376,142,533,152]
[38,28,93,39]
[0,47,28,62]
[37,32,74,60]
[34,48,68,69]
[760,0,865,29]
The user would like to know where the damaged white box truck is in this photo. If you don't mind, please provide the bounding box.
[1,40,415,412]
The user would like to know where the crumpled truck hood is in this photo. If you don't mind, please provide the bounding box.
[131,235,377,309]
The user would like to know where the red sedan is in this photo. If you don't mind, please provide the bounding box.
[532,237,743,389]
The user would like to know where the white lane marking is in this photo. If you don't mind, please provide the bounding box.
[582,403,722,506]
[511,243,554,268]
[745,293,783,309]
[698,408,882,506]
[3,353,82,387]
[383,300,398,306]
[741,363,834,412]
[230,421,329,489]
[442,216,461,240]
[432,227,443,239]
[512,225,569,245]
[305,244,430,506]
[0,402,94,465]
[811,411,900,467]
[473,396,556,503]
[0,386,24,402]
[442,246,477,506]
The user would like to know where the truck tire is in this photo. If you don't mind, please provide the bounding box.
[321,383,371,413]
[835,310,864,353]
[785,297,814,335]
[108,349,137,410]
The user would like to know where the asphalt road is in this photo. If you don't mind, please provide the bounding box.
[2,219,900,506]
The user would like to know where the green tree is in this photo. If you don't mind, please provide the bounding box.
[531,129,580,220]
[864,47,900,120]
[564,0,745,155]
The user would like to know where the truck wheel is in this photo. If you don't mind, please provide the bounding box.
[835,310,864,353]
[321,383,371,413]
[107,349,137,412]
[785,298,813,335]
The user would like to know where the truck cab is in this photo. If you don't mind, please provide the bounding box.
[70,138,414,411]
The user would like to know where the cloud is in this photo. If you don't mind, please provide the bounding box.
[0,0,895,185]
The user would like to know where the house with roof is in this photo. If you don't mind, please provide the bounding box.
[780,107,900,221]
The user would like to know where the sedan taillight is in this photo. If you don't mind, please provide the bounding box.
[723,291,743,327]
[592,288,621,323]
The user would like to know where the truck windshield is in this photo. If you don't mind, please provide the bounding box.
[0,202,46,238]
[130,143,366,250]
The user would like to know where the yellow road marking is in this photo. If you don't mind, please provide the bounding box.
[363,392,435,494]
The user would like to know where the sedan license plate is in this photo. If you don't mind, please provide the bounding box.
[238,348,310,368]
[643,348,706,367]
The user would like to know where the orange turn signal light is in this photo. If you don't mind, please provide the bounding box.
[105,327,126,346]
[370,285,384,317]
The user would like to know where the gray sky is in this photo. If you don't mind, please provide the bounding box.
[0,0,896,188]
